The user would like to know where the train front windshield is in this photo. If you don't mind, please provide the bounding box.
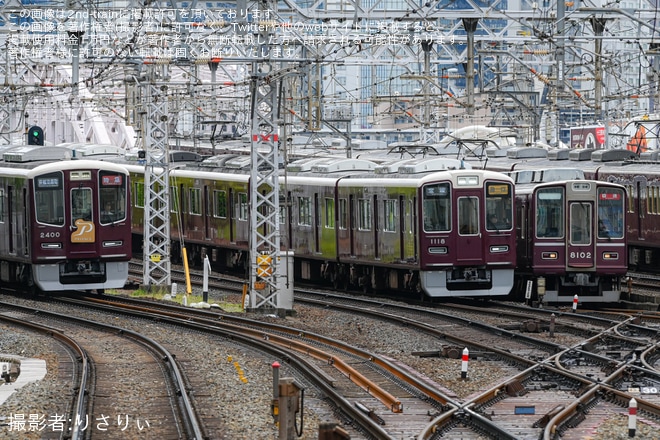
[35,172,64,226]
[597,187,625,239]
[485,182,513,230]
[99,171,127,224]
[422,183,450,232]
[536,188,564,238]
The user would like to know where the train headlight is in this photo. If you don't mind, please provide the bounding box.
[428,246,448,254]
[490,245,509,253]
[103,241,123,247]
[603,252,619,260]
[541,252,558,259]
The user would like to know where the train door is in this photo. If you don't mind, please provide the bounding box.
[177,183,186,237]
[229,188,235,243]
[349,194,355,257]
[567,201,595,268]
[7,187,13,254]
[398,195,405,261]
[412,197,418,260]
[635,177,646,240]
[456,194,482,262]
[22,188,28,255]
[69,177,95,254]
[373,195,379,259]
[314,193,320,253]
[203,185,210,240]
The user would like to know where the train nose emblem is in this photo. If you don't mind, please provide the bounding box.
[71,219,95,243]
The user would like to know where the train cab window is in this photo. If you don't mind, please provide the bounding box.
[536,188,564,238]
[598,187,625,239]
[99,171,127,224]
[570,202,592,245]
[485,182,513,231]
[422,183,450,232]
[458,196,479,235]
[35,172,64,226]
[71,187,92,222]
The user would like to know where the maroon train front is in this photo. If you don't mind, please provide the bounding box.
[0,146,132,294]
[511,174,628,303]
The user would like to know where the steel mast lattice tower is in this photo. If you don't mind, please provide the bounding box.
[142,64,172,289]
[247,0,285,310]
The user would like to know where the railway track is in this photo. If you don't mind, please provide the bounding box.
[290,290,660,438]
[0,300,202,439]
[54,294,459,438]
[9,259,655,438]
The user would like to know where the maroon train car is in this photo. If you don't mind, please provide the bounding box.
[0,146,131,294]
[596,161,660,274]
[514,179,627,303]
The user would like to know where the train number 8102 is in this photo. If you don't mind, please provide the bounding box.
[569,252,592,259]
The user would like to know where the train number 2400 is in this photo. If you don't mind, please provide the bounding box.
[40,232,61,238]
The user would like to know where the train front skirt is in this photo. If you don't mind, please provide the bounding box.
[420,267,514,297]
[33,261,129,292]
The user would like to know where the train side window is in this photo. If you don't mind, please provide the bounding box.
[189,188,201,215]
[325,198,335,228]
[298,196,311,226]
[625,184,634,213]
[170,187,179,213]
[422,183,450,232]
[134,182,145,208]
[34,172,64,226]
[238,193,248,221]
[458,196,479,235]
[383,199,396,232]
[536,188,564,238]
[338,198,347,230]
[279,204,286,226]
[214,190,227,218]
[358,198,371,231]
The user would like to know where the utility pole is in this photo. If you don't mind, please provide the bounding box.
[462,18,479,116]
